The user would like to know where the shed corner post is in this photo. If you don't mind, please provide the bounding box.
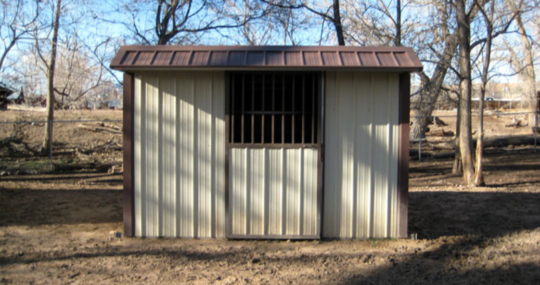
[123,72,135,237]
[397,72,410,239]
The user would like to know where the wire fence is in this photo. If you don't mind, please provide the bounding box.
[412,111,538,161]
[0,111,538,173]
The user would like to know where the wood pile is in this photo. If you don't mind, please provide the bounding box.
[77,122,122,134]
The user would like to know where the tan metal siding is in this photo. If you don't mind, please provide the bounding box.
[134,71,225,238]
[145,75,159,237]
[231,148,247,235]
[134,74,142,237]
[268,149,283,235]
[323,72,400,239]
[229,148,318,237]
[177,71,195,237]
[213,73,226,238]
[303,148,318,235]
[161,73,176,237]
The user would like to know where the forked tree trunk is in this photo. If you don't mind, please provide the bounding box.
[410,35,459,141]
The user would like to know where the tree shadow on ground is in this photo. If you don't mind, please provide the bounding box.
[0,188,122,226]
[335,189,540,284]
[409,191,540,239]
[0,172,121,183]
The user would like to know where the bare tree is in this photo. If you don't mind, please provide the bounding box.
[505,0,536,122]
[344,0,409,46]
[472,0,496,187]
[455,0,519,186]
[0,0,40,72]
[115,0,268,45]
[456,0,475,186]
[51,36,106,109]
[42,0,62,152]
[409,1,461,141]
[218,1,279,45]
[260,0,346,45]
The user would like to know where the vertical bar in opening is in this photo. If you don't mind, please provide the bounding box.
[282,74,285,145]
[312,74,315,144]
[272,75,275,144]
[231,73,235,143]
[241,74,245,144]
[252,74,255,144]
[302,74,305,144]
[292,74,295,144]
[262,75,265,144]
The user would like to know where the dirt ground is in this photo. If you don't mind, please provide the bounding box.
[1,110,540,284]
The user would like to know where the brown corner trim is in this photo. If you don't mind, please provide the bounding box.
[397,73,410,239]
[224,72,231,238]
[123,72,135,237]
[317,71,324,239]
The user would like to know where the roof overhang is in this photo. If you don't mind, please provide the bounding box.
[110,45,423,73]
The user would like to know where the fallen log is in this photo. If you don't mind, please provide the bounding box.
[54,161,122,172]
[505,119,522,128]
[77,123,122,134]
[108,164,123,174]
[410,135,537,149]
[482,136,536,148]
[429,129,455,137]
[431,141,455,150]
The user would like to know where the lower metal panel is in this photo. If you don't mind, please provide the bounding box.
[228,148,319,238]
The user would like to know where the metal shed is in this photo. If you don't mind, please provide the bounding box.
[111,45,422,239]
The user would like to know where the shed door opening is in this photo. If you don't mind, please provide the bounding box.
[226,72,322,239]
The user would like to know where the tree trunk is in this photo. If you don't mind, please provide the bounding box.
[453,104,462,174]
[410,35,459,140]
[474,88,485,186]
[516,12,536,122]
[473,0,494,187]
[42,0,62,152]
[333,0,345,46]
[457,0,474,186]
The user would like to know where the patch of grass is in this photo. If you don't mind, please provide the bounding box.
[0,158,53,173]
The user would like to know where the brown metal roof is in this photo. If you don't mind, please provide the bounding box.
[110,45,423,72]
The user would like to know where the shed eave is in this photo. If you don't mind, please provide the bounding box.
[110,66,423,73]
[110,45,424,72]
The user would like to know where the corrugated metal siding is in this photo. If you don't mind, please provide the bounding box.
[323,71,399,239]
[229,148,318,237]
[133,71,225,238]
[111,46,423,72]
